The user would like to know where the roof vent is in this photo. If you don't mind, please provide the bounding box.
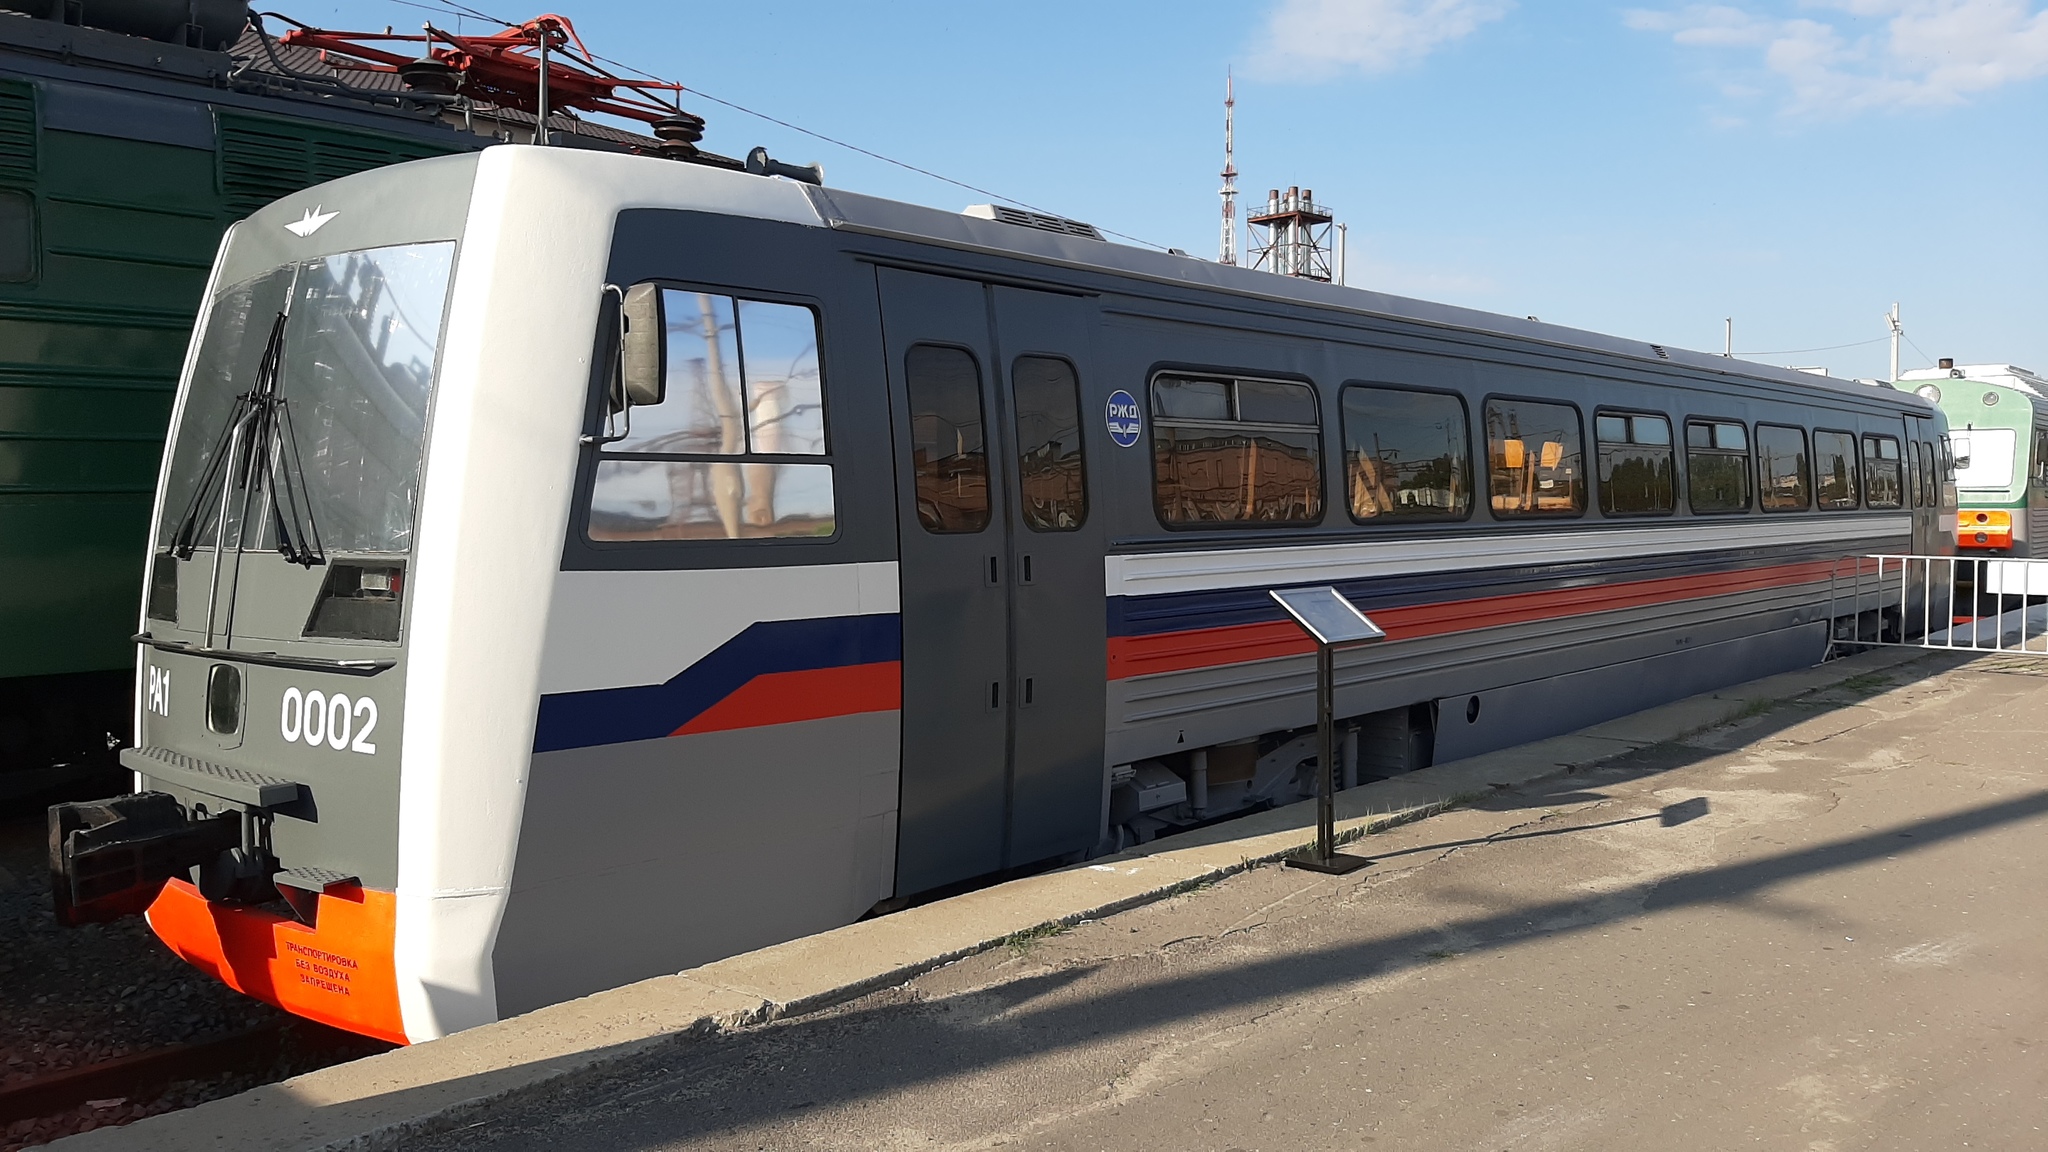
[1649,344,1670,360]
[963,204,1104,241]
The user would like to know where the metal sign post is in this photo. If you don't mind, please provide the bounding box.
[1269,586,1387,875]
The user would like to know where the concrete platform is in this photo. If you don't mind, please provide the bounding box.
[56,646,1939,1151]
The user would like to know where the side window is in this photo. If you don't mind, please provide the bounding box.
[906,344,991,534]
[1757,424,1811,511]
[1485,397,1584,517]
[1340,385,1472,522]
[1152,372,1322,526]
[1904,439,1922,508]
[1011,355,1087,531]
[1685,419,1750,514]
[587,288,834,541]
[1920,438,1938,505]
[1595,411,1674,515]
[1862,434,1903,509]
[1813,429,1859,510]
[0,190,31,283]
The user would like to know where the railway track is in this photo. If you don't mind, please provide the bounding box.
[0,814,390,1148]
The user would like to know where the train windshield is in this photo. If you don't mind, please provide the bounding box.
[1951,427,2015,490]
[156,241,456,555]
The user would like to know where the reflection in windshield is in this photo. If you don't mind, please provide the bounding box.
[158,242,456,555]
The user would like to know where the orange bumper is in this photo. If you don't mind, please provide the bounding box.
[145,878,407,1045]
[1959,510,2013,549]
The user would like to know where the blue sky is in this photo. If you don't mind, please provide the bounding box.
[289,1,2045,380]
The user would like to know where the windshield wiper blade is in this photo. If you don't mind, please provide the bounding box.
[166,312,279,561]
[164,306,326,568]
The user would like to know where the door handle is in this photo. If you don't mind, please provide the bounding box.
[989,680,1001,709]
[987,556,1001,586]
[1019,554,1034,585]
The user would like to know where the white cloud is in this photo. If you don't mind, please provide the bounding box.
[1624,1,2048,115]
[1248,0,1514,79]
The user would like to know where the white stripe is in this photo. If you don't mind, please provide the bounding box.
[537,561,901,695]
[1106,516,1912,598]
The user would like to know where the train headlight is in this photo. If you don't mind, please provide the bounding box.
[1915,384,1942,403]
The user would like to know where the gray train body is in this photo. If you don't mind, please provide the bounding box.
[108,147,1951,1042]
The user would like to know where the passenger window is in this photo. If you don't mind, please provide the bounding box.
[1152,372,1322,526]
[1919,439,1938,505]
[1862,434,1903,509]
[1813,429,1859,510]
[1756,424,1811,511]
[906,344,991,534]
[586,287,835,542]
[1685,420,1750,514]
[1904,439,1922,508]
[1595,412,1674,515]
[1485,397,1584,517]
[1012,355,1087,531]
[1340,385,1472,522]
[0,190,31,283]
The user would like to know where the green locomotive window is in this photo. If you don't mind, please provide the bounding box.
[1595,411,1674,516]
[1862,434,1903,509]
[1813,430,1859,510]
[1341,385,1472,522]
[905,344,991,534]
[1685,420,1750,514]
[0,190,31,283]
[1012,356,1087,532]
[1151,373,1322,526]
[1485,397,1584,517]
[1757,424,1811,511]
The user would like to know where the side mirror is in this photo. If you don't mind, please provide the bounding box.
[619,282,666,408]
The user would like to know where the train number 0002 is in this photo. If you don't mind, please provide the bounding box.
[279,688,378,754]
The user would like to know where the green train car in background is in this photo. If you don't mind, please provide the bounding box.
[0,2,640,801]
[1901,361,2048,560]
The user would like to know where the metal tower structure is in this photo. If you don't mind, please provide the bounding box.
[1247,186,1335,281]
[1219,71,1238,266]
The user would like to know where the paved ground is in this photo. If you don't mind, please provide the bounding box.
[410,653,2048,1152]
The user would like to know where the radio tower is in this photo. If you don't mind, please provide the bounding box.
[1219,71,1238,266]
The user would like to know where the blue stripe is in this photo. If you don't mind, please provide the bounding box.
[533,614,902,754]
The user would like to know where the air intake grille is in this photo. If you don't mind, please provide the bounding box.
[217,112,455,216]
[962,203,1104,241]
[0,80,35,186]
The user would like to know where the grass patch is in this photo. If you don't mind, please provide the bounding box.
[1424,948,1461,961]
[1002,922,1069,953]
[1838,672,1897,694]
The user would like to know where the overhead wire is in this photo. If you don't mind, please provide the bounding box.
[368,0,1171,250]
[1735,334,1890,358]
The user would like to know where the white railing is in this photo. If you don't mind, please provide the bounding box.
[1830,554,2048,654]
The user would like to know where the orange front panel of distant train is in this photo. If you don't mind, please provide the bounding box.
[146,878,406,1045]
[1958,509,2013,549]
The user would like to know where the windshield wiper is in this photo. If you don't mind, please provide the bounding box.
[165,306,327,568]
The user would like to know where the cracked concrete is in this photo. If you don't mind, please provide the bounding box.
[398,652,2048,1152]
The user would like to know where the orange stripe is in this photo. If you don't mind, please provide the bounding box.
[672,661,901,735]
[1109,559,1837,680]
[146,878,407,1045]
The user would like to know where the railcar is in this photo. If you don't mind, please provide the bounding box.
[52,146,1951,1044]
[1902,363,2047,557]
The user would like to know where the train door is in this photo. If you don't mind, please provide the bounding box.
[877,268,1106,895]
[990,286,1108,867]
